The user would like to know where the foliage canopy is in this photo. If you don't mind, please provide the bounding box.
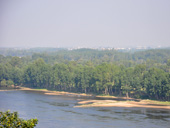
[0,111,38,128]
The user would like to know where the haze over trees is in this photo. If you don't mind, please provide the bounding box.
[0,48,170,100]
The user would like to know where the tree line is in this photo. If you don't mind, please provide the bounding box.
[1,48,170,66]
[0,56,170,100]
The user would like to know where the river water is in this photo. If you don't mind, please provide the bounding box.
[0,90,170,128]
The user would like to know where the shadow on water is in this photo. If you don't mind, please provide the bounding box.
[96,107,170,121]
[49,102,69,107]
[98,109,111,112]
[89,114,119,121]
[61,110,82,115]
[35,99,69,107]
[145,114,170,120]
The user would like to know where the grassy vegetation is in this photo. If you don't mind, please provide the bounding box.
[147,100,170,105]
[32,88,48,91]
[141,99,170,105]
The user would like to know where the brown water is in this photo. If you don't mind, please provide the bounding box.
[0,90,170,128]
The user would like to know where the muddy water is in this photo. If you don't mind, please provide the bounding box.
[0,90,170,128]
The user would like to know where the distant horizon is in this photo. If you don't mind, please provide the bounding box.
[0,45,169,49]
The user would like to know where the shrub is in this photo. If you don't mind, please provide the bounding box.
[0,110,38,128]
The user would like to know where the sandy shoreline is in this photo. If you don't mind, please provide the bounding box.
[18,86,93,97]
[75,99,170,110]
[1,86,170,110]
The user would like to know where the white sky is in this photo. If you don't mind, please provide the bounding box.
[0,0,170,48]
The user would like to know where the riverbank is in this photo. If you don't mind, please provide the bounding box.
[18,86,94,97]
[75,99,170,110]
[0,86,20,91]
[4,86,170,110]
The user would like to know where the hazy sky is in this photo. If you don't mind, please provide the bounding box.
[0,0,170,48]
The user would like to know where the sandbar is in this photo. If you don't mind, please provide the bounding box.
[2,86,170,110]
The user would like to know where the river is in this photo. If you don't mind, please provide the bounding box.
[0,90,170,128]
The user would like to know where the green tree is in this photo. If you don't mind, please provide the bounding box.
[79,65,93,93]
[6,79,14,87]
[121,68,133,98]
[24,58,51,88]
[10,56,22,68]
[132,64,146,98]
[167,59,170,66]
[144,68,169,100]
[0,79,7,87]
[0,110,38,128]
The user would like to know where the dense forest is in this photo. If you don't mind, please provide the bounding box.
[0,48,170,100]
